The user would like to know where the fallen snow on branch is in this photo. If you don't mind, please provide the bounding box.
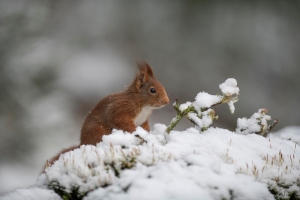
[194,92,222,110]
[219,78,239,96]
[167,78,239,133]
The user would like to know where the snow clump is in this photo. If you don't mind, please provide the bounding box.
[193,92,222,110]
[219,78,239,96]
[236,108,271,135]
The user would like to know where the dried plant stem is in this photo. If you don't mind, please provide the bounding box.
[262,119,279,137]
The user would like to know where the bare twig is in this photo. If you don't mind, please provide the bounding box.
[262,119,279,137]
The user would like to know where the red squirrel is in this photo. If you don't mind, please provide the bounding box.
[46,61,169,167]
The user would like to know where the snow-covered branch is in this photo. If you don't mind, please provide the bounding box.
[166,78,239,133]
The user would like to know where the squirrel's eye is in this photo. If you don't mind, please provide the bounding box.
[150,88,156,93]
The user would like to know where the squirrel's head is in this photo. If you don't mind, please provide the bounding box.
[131,61,169,108]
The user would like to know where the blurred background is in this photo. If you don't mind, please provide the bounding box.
[0,0,299,195]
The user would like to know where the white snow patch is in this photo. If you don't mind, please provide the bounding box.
[178,101,192,112]
[219,78,239,96]
[236,109,271,135]
[227,100,235,114]
[102,129,140,147]
[194,92,222,110]
[270,126,300,145]
[0,187,61,200]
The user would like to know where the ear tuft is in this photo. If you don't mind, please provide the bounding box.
[137,61,154,78]
[133,61,154,90]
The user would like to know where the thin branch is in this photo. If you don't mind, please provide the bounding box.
[262,119,279,137]
[166,98,197,133]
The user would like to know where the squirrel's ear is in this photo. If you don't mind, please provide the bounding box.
[137,61,154,78]
[134,61,153,89]
[142,61,154,77]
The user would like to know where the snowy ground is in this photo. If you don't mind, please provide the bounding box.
[1,125,299,200]
[1,79,299,200]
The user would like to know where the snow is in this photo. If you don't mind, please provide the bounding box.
[194,92,222,110]
[169,79,239,137]
[174,78,240,131]
[32,125,300,200]
[179,79,239,112]
[0,187,61,200]
[270,126,300,145]
[84,160,272,200]
[219,78,239,96]
[227,100,235,114]
[178,101,191,112]
[102,129,140,147]
[236,109,272,135]
[187,109,215,128]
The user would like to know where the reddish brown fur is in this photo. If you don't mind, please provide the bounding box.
[80,61,169,145]
[45,61,169,169]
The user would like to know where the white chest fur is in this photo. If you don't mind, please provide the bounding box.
[134,106,153,127]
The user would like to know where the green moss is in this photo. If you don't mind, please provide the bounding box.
[48,181,87,200]
[268,185,300,200]
[289,191,300,200]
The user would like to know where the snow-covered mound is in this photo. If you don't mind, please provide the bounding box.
[1,78,299,200]
[270,126,300,145]
[2,127,299,200]
[17,124,297,200]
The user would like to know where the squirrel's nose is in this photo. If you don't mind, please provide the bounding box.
[163,95,169,105]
